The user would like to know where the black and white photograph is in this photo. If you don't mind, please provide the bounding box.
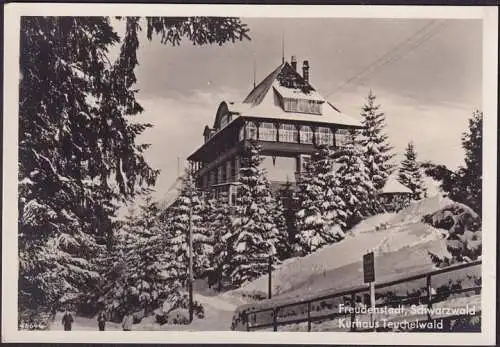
[2,3,498,345]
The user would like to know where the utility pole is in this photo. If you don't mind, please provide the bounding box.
[188,206,194,323]
[268,256,272,299]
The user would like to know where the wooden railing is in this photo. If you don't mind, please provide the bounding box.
[242,260,481,332]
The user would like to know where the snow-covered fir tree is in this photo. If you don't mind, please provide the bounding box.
[229,141,287,286]
[18,16,249,322]
[275,181,298,259]
[167,170,212,285]
[422,110,483,215]
[398,141,427,200]
[203,192,233,291]
[295,145,346,254]
[103,196,182,320]
[458,110,482,214]
[335,130,377,230]
[359,91,394,192]
[18,17,158,316]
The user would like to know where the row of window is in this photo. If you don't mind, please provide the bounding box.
[282,98,322,115]
[238,122,351,147]
[202,157,239,188]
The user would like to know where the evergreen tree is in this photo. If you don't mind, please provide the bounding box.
[295,145,346,254]
[457,110,482,214]
[359,91,394,191]
[167,170,211,285]
[103,196,181,320]
[229,141,286,286]
[18,16,250,319]
[276,181,299,259]
[204,192,232,291]
[335,130,376,230]
[422,110,483,214]
[398,142,427,200]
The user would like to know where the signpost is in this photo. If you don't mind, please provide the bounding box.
[363,251,376,331]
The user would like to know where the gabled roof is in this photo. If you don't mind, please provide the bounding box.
[380,176,413,194]
[237,60,362,128]
[243,63,286,106]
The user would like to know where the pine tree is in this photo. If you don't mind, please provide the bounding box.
[103,196,182,320]
[203,192,232,291]
[229,141,286,286]
[167,170,211,286]
[422,110,483,215]
[457,110,482,214]
[295,145,346,254]
[276,181,298,259]
[335,130,376,230]
[18,16,250,319]
[359,91,394,191]
[398,142,427,200]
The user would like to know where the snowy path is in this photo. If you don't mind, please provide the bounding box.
[48,291,240,331]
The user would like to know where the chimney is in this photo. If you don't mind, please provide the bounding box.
[302,60,310,83]
[291,56,297,71]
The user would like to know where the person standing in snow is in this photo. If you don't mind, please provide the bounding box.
[97,311,106,331]
[122,312,132,331]
[61,310,74,331]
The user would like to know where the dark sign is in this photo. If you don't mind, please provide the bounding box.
[363,252,375,283]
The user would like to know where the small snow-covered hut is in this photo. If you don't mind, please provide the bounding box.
[378,175,413,212]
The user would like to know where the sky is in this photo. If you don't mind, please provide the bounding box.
[113,17,482,201]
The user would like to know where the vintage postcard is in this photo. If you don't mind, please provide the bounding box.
[2,3,498,345]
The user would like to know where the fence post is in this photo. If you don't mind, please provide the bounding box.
[307,302,311,332]
[246,311,250,331]
[273,308,278,332]
[426,274,432,321]
[350,292,356,332]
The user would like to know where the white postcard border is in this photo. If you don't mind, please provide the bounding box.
[2,3,497,345]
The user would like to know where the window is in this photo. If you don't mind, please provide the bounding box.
[218,165,225,184]
[283,98,298,112]
[230,158,236,181]
[336,128,350,148]
[278,124,298,143]
[245,122,258,140]
[299,125,313,144]
[202,175,208,189]
[283,98,322,115]
[209,170,215,186]
[300,154,311,172]
[315,127,334,146]
[239,125,245,141]
[259,122,277,141]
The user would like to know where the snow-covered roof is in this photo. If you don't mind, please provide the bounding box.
[273,83,325,102]
[238,60,361,128]
[380,176,413,194]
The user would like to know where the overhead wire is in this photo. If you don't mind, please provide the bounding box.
[325,20,447,98]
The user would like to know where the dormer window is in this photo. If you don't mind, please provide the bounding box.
[220,113,232,128]
[283,98,322,115]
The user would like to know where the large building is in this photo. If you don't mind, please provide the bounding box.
[187,56,363,204]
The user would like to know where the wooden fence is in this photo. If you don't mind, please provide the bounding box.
[243,260,481,332]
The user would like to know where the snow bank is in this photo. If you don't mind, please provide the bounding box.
[226,196,452,302]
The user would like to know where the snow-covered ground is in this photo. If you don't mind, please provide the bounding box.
[49,281,240,331]
[228,196,483,331]
[48,195,478,332]
[224,195,453,305]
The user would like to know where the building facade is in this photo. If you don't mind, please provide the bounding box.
[187,56,363,204]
